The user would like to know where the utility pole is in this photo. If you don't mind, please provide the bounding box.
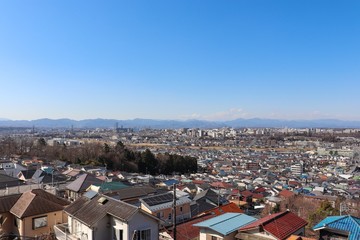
[173,183,177,240]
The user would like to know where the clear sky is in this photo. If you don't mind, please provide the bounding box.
[0,0,359,121]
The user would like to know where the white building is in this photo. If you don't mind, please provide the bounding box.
[54,192,159,240]
[290,163,303,176]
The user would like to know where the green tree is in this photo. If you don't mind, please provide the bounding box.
[308,201,339,227]
[141,149,158,175]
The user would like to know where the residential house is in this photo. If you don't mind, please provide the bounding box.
[312,215,360,240]
[0,173,24,189]
[191,189,229,217]
[140,191,192,226]
[65,173,103,201]
[55,193,159,240]
[236,210,308,240]
[159,202,243,240]
[0,189,69,238]
[193,213,257,240]
[0,194,21,236]
[105,185,157,205]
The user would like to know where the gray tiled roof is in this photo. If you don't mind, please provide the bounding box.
[65,195,142,227]
[66,173,102,193]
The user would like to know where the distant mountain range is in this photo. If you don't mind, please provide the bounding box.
[0,118,360,129]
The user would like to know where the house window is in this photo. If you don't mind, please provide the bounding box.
[180,206,183,212]
[113,228,123,240]
[211,236,220,240]
[33,216,47,229]
[135,229,151,240]
[168,213,172,220]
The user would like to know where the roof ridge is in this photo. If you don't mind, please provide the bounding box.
[208,213,240,227]
[261,211,288,226]
[323,215,347,227]
[349,215,360,227]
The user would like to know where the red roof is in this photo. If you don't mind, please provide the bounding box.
[192,180,205,185]
[240,190,253,198]
[231,189,240,195]
[174,213,214,240]
[254,187,266,193]
[210,181,232,189]
[171,202,243,240]
[278,189,295,198]
[203,202,244,215]
[252,193,264,199]
[288,181,302,187]
[239,211,308,240]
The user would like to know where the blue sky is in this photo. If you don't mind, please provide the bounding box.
[0,0,359,121]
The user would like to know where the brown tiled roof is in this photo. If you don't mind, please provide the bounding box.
[65,195,155,227]
[10,189,70,218]
[0,194,21,213]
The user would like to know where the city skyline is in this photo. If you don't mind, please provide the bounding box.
[1,1,359,121]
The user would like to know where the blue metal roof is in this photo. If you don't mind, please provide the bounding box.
[163,179,179,186]
[193,213,257,236]
[313,215,360,240]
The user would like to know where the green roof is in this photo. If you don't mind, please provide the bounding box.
[93,182,129,191]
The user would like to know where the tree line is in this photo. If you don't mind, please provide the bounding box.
[0,137,197,175]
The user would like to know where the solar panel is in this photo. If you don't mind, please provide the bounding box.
[143,193,174,206]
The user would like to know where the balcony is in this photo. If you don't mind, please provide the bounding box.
[54,223,79,240]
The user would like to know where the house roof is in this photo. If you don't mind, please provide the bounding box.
[163,179,179,186]
[171,202,243,240]
[65,194,157,227]
[210,182,232,189]
[193,188,228,205]
[0,194,21,213]
[91,181,130,192]
[10,189,69,218]
[279,189,295,198]
[203,202,244,215]
[19,169,37,179]
[0,173,24,189]
[239,211,308,240]
[66,173,103,193]
[140,192,192,212]
[313,215,360,240]
[194,213,257,236]
[240,190,253,198]
[105,186,156,201]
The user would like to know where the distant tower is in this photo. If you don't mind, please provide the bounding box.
[32,125,35,134]
[115,122,119,133]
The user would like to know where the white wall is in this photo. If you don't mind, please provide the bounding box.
[129,212,159,240]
